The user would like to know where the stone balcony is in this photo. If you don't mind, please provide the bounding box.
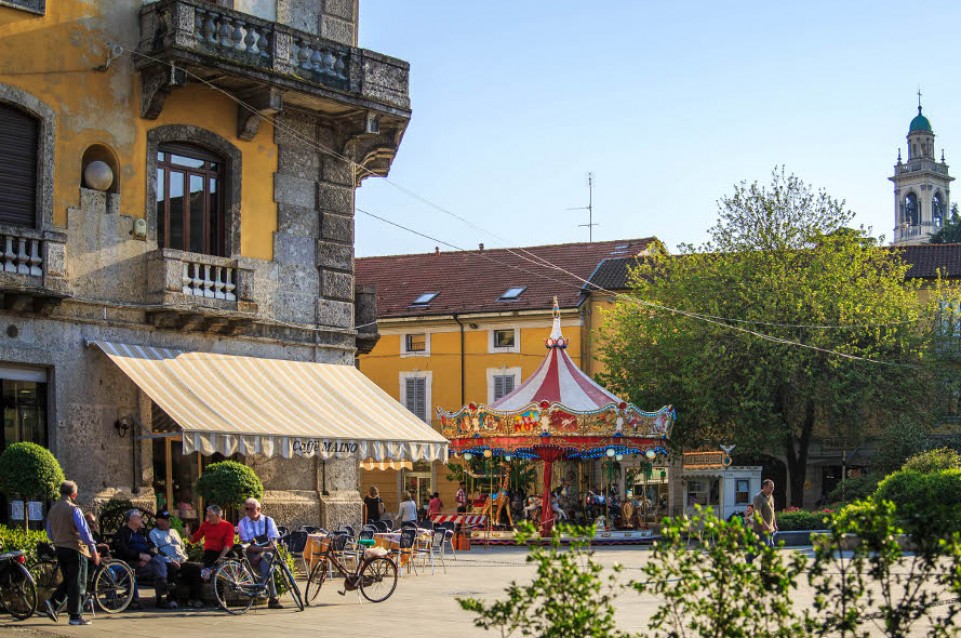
[145,248,257,333]
[137,0,410,142]
[0,224,67,314]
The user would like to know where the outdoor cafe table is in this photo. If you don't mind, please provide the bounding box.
[373,529,431,568]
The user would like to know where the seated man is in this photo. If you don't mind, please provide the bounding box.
[114,509,176,609]
[149,510,204,609]
[237,498,283,610]
[82,512,111,557]
[190,505,236,572]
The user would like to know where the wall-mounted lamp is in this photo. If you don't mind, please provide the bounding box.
[114,417,130,438]
[468,323,479,330]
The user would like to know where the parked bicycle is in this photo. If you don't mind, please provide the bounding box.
[0,541,36,620]
[211,542,304,614]
[31,542,135,615]
[304,532,397,604]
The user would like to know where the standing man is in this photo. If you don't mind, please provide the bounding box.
[237,498,283,609]
[455,481,468,513]
[748,479,777,563]
[43,480,100,626]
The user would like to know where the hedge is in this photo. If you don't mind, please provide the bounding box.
[0,525,50,564]
[875,468,961,541]
[776,508,832,531]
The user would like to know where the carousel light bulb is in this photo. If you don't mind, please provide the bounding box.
[483,449,493,458]
[504,455,512,462]
[615,454,624,462]
[615,416,624,428]
[463,452,473,461]
[645,449,657,461]
[606,448,616,458]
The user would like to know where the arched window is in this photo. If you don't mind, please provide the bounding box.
[933,191,946,228]
[903,192,919,226]
[156,144,225,256]
[0,103,39,227]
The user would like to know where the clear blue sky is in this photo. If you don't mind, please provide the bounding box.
[355,1,961,257]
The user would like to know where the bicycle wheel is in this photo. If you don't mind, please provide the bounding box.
[278,560,304,612]
[304,559,328,605]
[30,559,60,608]
[358,557,397,603]
[93,559,135,613]
[212,560,254,615]
[0,562,37,620]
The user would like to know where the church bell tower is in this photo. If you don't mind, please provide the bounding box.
[890,94,954,245]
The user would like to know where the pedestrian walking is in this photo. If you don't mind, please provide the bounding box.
[747,479,777,564]
[43,480,100,626]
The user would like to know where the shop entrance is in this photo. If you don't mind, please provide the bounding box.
[151,436,239,529]
[402,461,432,509]
[0,374,47,526]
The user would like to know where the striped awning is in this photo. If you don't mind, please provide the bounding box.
[91,342,448,463]
[360,459,413,471]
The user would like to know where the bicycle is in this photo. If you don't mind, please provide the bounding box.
[31,542,135,615]
[210,542,304,615]
[303,532,397,604]
[0,541,36,620]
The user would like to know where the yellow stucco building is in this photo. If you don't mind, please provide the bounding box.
[356,238,656,517]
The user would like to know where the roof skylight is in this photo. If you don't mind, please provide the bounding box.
[411,292,439,306]
[498,286,526,301]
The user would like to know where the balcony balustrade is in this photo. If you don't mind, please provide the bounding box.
[146,249,256,332]
[0,224,67,314]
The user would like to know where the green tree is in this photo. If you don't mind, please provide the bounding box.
[194,460,263,510]
[0,442,64,530]
[600,168,943,506]
[928,203,961,244]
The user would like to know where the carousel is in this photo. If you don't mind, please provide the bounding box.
[438,299,674,544]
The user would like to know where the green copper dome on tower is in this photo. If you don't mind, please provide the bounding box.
[910,106,932,133]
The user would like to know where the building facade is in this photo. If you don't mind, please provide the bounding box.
[891,103,954,245]
[0,0,411,529]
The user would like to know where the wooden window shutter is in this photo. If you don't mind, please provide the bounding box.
[405,377,427,422]
[0,104,39,227]
[504,374,515,395]
[494,376,505,401]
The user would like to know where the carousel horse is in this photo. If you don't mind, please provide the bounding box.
[480,472,513,528]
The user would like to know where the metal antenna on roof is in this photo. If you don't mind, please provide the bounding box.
[566,172,597,242]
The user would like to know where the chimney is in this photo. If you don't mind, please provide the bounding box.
[434,246,440,256]
[478,243,484,252]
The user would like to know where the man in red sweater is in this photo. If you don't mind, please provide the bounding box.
[190,505,235,569]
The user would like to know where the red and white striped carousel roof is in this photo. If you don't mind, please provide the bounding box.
[490,301,623,412]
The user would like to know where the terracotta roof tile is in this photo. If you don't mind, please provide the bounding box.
[356,238,656,319]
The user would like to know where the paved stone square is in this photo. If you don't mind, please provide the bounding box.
[2,546,943,638]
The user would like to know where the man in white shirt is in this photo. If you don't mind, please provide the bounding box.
[237,498,283,609]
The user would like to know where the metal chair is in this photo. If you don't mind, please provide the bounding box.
[372,520,389,533]
[285,530,310,575]
[303,525,319,534]
[441,528,457,561]
[417,529,447,575]
[392,527,418,576]
[401,521,418,530]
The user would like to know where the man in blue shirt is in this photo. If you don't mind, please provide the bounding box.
[44,480,99,626]
[237,498,282,609]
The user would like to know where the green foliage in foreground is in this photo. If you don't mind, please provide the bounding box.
[635,508,808,638]
[458,522,627,638]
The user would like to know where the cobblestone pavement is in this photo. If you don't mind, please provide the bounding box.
[2,546,944,637]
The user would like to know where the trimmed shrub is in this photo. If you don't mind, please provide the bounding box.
[195,461,263,509]
[0,442,65,526]
[875,468,961,545]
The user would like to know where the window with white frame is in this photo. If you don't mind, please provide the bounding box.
[487,367,521,404]
[400,372,432,423]
[488,327,520,353]
[401,332,430,357]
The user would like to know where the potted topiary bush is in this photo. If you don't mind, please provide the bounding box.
[194,460,264,519]
[0,442,65,530]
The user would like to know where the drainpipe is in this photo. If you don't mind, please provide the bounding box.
[129,415,145,495]
[452,314,466,405]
